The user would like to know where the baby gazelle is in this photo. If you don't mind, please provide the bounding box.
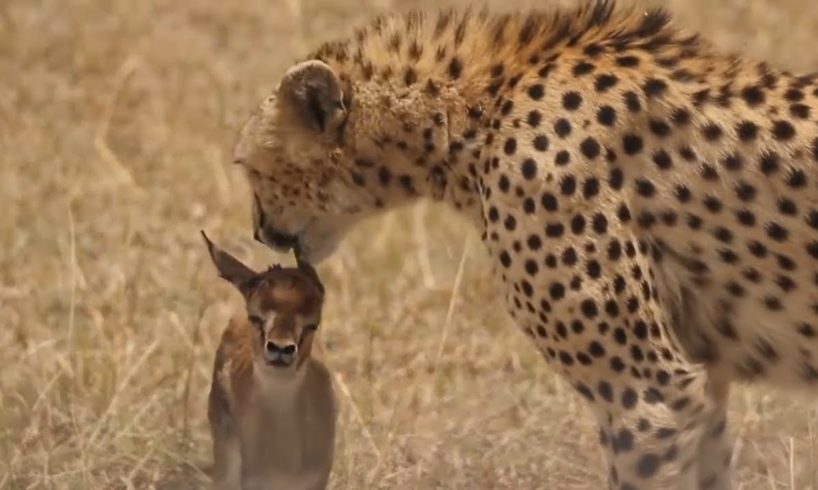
[202,232,336,490]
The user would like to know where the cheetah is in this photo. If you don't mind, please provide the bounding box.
[202,232,336,490]
[231,1,818,488]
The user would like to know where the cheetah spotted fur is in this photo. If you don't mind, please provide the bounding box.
[231,2,818,488]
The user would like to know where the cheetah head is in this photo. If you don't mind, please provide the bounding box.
[234,60,368,264]
[235,57,454,263]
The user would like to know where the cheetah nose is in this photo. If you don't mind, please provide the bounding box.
[264,340,297,367]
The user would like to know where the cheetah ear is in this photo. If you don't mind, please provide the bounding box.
[201,231,261,296]
[277,60,347,135]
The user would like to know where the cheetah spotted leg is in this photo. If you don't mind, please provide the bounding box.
[544,308,725,489]
[663,288,734,489]
[691,374,733,490]
[578,368,720,490]
[530,253,724,489]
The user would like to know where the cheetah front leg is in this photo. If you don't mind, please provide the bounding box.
[577,365,721,490]
[693,407,733,490]
[661,281,735,489]
[516,249,725,489]
[691,373,733,490]
[527,320,724,489]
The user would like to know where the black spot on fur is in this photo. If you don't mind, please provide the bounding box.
[448,57,463,79]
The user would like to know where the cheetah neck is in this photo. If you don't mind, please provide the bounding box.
[333,78,483,225]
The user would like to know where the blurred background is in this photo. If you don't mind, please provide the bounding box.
[1,0,817,488]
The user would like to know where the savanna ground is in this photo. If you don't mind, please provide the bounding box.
[2,0,818,488]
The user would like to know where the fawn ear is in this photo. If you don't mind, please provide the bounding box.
[296,256,325,297]
[277,60,347,135]
[201,231,260,296]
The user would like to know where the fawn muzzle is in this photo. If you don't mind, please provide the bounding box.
[264,340,297,367]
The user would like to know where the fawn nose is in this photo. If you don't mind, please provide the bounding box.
[264,340,297,367]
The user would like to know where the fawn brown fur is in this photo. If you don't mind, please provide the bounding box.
[202,232,336,490]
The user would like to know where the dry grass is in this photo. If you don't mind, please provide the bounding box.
[2,0,818,488]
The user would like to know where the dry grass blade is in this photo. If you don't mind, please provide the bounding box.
[431,234,470,377]
[87,339,161,448]
[93,59,140,184]
[412,203,437,288]
[333,372,382,462]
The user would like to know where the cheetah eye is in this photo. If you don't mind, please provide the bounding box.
[248,315,264,328]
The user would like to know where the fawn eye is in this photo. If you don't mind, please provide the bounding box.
[248,315,264,328]
[304,323,318,332]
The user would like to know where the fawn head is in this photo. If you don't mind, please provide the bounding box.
[202,231,325,370]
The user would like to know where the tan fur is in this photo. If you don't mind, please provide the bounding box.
[233,2,818,488]
[204,235,336,490]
